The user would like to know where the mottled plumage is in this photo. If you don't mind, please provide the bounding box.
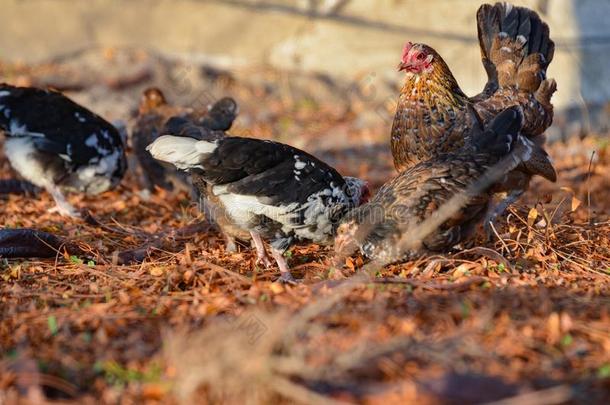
[338,106,526,262]
[391,2,557,223]
[147,133,368,282]
[162,116,251,251]
[0,83,127,216]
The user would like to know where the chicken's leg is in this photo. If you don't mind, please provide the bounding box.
[47,186,80,217]
[484,189,524,237]
[223,233,238,253]
[250,232,272,267]
[270,248,297,284]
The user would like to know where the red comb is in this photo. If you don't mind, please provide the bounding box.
[401,42,413,61]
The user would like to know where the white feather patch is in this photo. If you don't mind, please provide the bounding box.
[85,134,99,148]
[76,149,122,194]
[3,137,51,188]
[215,192,298,230]
[147,135,217,170]
[7,120,45,137]
[74,112,86,123]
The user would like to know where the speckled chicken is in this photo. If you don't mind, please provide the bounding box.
[161,116,252,252]
[0,83,127,216]
[147,132,369,282]
[337,106,528,262]
[391,2,557,224]
[131,87,238,191]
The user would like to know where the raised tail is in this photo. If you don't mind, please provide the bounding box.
[146,135,218,171]
[477,2,555,93]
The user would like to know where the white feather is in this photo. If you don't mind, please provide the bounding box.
[5,119,45,137]
[85,134,99,148]
[146,135,217,170]
[75,149,122,194]
[212,185,345,244]
[4,137,52,188]
[216,192,299,229]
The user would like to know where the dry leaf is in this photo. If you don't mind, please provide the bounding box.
[547,312,560,345]
[150,267,165,277]
[183,270,194,283]
[527,207,538,227]
[571,196,582,212]
[269,282,285,294]
[118,290,130,305]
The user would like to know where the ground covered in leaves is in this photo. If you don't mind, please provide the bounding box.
[1,50,609,404]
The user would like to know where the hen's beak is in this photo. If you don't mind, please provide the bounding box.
[397,61,409,71]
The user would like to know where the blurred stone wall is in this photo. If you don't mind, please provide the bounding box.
[1,0,609,131]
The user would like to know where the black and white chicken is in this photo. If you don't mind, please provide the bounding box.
[0,84,127,216]
[147,132,369,282]
[335,106,527,263]
[161,116,251,251]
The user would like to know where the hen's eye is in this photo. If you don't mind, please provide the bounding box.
[417,53,425,60]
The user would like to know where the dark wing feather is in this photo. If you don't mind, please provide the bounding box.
[0,84,123,168]
[197,137,347,206]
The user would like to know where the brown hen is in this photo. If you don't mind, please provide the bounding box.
[391,2,557,225]
[338,106,526,263]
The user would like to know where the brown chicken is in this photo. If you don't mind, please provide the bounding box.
[337,106,526,263]
[131,87,239,192]
[391,2,557,225]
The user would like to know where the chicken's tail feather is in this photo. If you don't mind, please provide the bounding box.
[516,136,557,182]
[534,78,557,109]
[477,2,554,92]
[473,106,557,182]
[146,135,217,171]
[473,106,523,158]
